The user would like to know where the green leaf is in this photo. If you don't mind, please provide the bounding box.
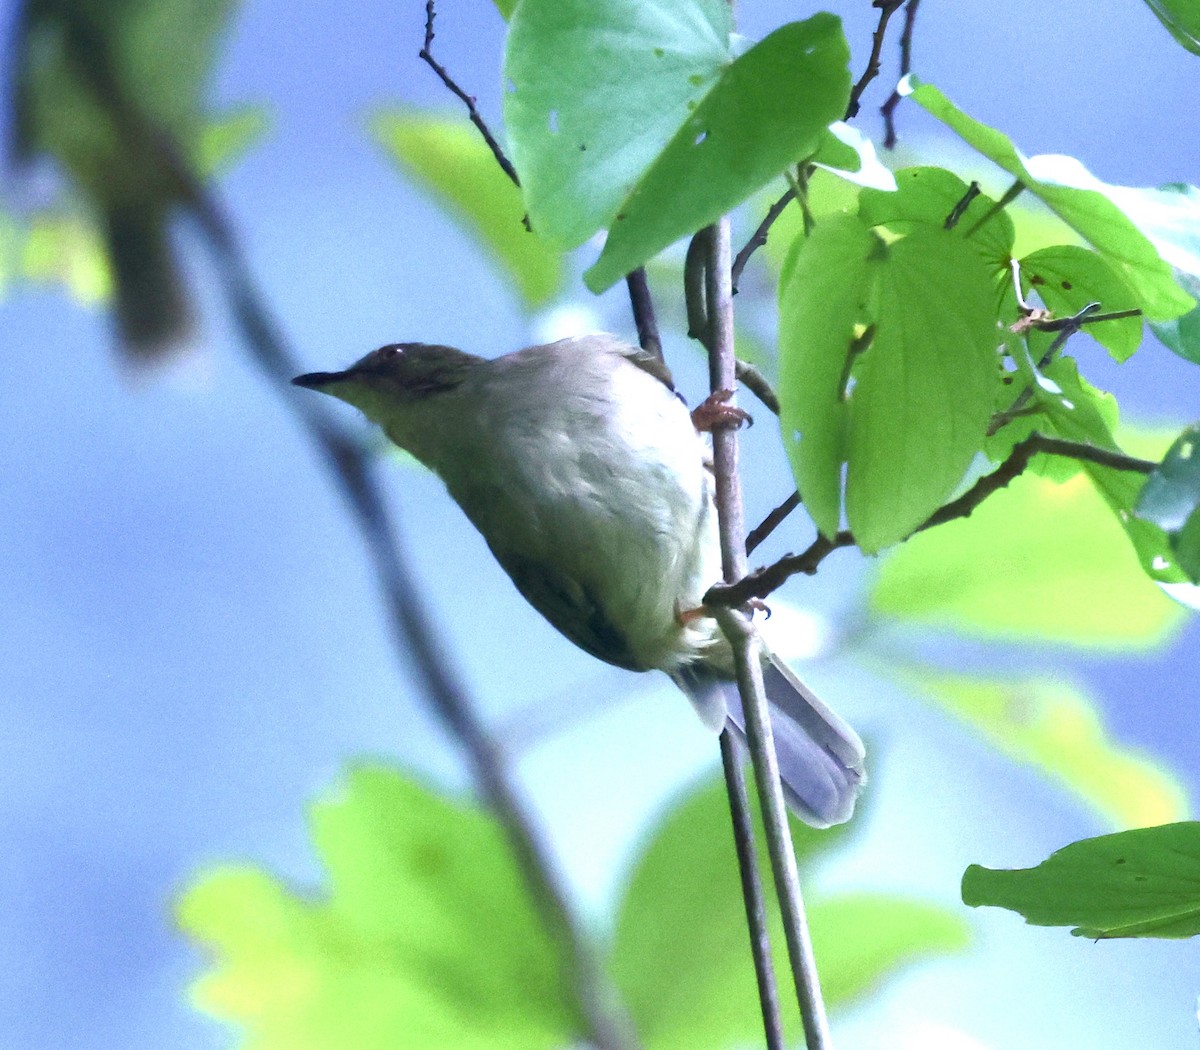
[196,107,271,176]
[779,217,1000,551]
[371,110,565,308]
[1142,0,1200,54]
[778,215,878,541]
[848,226,1000,550]
[611,774,966,1049]
[858,165,1015,280]
[178,766,580,1050]
[585,15,851,291]
[1151,270,1200,362]
[809,894,970,1007]
[908,80,1194,322]
[809,123,896,191]
[1135,424,1200,582]
[504,0,734,249]
[1019,246,1144,361]
[870,469,1185,649]
[963,822,1200,938]
[906,671,1187,829]
[493,0,518,19]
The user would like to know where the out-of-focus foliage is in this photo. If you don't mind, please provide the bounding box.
[371,110,565,309]
[10,0,240,355]
[178,766,583,1050]
[1136,423,1200,582]
[611,776,969,1050]
[870,467,1185,648]
[903,671,1187,829]
[964,821,1200,937]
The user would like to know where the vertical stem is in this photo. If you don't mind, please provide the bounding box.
[702,219,833,1050]
[720,731,786,1050]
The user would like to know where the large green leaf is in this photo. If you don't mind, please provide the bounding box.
[870,469,1185,649]
[908,81,1194,322]
[371,110,565,308]
[584,15,851,291]
[503,0,734,249]
[779,215,1000,552]
[777,215,877,541]
[178,766,580,1050]
[611,774,966,1049]
[1142,0,1200,54]
[907,671,1186,829]
[963,822,1200,938]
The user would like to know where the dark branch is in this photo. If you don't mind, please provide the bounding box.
[746,490,802,555]
[625,268,663,363]
[731,188,795,294]
[418,0,521,188]
[735,359,782,416]
[944,181,980,230]
[845,0,906,120]
[706,432,1155,607]
[880,0,920,148]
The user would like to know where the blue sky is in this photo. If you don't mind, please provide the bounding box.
[2,1,1199,1048]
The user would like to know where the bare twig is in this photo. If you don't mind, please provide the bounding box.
[731,188,796,294]
[700,218,833,1050]
[735,360,782,416]
[944,181,981,230]
[418,0,521,188]
[685,233,710,345]
[746,490,802,555]
[720,733,786,1050]
[706,432,1155,607]
[625,267,664,363]
[846,0,906,120]
[880,0,920,148]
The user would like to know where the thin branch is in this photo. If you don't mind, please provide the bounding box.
[625,267,664,363]
[736,359,782,416]
[720,732,786,1050]
[700,218,833,1050]
[61,19,633,1045]
[746,490,802,555]
[685,232,710,345]
[845,0,906,120]
[1033,306,1142,332]
[880,0,920,148]
[944,181,981,230]
[706,432,1155,606]
[418,0,521,188]
[731,188,795,294]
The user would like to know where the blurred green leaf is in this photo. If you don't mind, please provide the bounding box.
[504,0,734,249]
[963,822,1200,937]
[585,15,852,291]
[1141,0,1200,54]
[906,671,1187,829]
[611,774,967,1049]
[20,212,111,304]
[371,110,565,308]
[908,81,1194,322]
[178,765,581,1050]
[1151,271,1200,362]
[870,469,1185,649]
[809,894,970,1007]
[1019,246,1144,360]
[197,106,271,175]
[492,0,517,19]
[1135,424,1200,581]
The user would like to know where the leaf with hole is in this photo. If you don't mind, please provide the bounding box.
[907,80,1194,322]
[585,14,851,291]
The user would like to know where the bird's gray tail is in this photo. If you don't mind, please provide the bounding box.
[674,652,865,828]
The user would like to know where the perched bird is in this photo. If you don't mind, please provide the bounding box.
[294,334,865,826]
[9,0,235,359]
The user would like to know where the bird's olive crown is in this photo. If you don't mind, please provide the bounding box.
[349,342,484,396]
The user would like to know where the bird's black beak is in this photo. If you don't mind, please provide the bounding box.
[292,370,348,389]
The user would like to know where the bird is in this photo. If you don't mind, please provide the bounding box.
[293,334,865,827]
